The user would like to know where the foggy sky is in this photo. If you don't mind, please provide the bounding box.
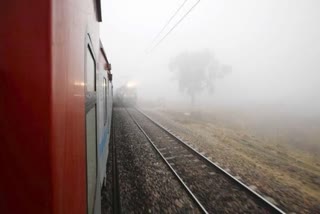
[100,0,320,116]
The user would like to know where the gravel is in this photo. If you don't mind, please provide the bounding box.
[102,107,200,213]
[129,108,274,213]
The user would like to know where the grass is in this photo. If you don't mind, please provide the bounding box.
[143,106,320,213]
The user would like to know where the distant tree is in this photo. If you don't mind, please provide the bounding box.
[169,50,231,104]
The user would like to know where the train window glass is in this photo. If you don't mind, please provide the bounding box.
[86,107,97,214]
[86,46,95,92]
[104,78,108,125]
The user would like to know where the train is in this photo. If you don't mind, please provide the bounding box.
[1,1,113,214]
[116,83,138,106]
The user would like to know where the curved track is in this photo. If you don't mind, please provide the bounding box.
[126,107,286,214]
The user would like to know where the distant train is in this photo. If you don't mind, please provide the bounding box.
[117,84,138,106]
[1,1,113,214]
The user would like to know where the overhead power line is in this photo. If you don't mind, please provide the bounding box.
[150,0,189,45]
[147,0,201,53]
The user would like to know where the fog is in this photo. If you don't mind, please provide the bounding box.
[101,0,320,118]
[100,1,320,211]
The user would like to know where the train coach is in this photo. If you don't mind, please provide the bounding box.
[116,84,138,107]
[0,0,113,214]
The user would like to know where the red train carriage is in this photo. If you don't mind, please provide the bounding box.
[0,0,112,214]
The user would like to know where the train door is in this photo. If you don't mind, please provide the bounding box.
[85,37,98,214]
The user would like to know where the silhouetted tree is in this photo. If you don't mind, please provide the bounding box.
[169,50,231,104]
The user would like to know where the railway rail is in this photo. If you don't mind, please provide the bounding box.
[111,116,121,213]
[126,107,286,213]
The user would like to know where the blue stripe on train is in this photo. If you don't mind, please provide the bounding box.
[99,126,110,156]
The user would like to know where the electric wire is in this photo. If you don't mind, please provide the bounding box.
[147,0,201,53]
[150,0,189,46]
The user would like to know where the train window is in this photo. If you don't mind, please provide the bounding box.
[86,46,95,92]
[104,78,108,125]
[85,43,97,214]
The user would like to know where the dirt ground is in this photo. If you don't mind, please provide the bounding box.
[143,107,320,214]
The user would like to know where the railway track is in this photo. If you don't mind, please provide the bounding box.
[111,115,121,213]
[126,107,286,214]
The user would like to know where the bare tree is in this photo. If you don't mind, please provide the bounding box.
[169,49,231,104]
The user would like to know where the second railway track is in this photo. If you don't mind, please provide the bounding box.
[126,107,285,214]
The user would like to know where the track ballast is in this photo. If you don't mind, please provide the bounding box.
[126,107,285,214]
